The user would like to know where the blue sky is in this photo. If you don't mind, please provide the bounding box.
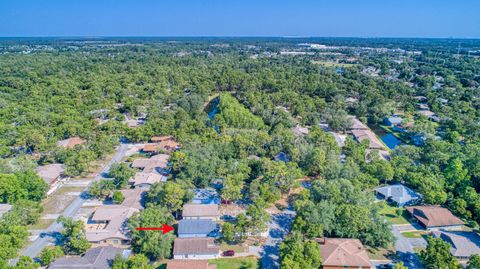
[0,0,479,38]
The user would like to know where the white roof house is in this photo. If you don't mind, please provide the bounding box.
[375,184,422,207]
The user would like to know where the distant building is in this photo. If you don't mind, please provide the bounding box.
[86,205,139,246]
[57,137,86,149]
[432,231,480,260]
[384,115,403,127]
[191,189,220,205]
[349,117,369,130]
[167,260,217,269]
[178,219,218,238]
[182,204,219,221]
[317,238,372,269]
[351,129,384,149]
[375,184,422,207]
[173,238,220,260]
[131,154,169,174]
[406,205,464,230]
[0,204,13,218]
[48,246,130,269]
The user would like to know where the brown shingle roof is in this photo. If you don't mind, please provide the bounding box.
[166,260,216,269]
[173,238,219,255]
[86,205,139,242]
[406,205,464,228]
[57,137,86,149]
[319,238,372,268]
[182,204,219,218]
[36,163,65,185]
[130,172,163,186]
[120,189,145,210]
[143,144,159,152]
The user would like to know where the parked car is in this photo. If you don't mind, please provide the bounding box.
[223,250,235,257]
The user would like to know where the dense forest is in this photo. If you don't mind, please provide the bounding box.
[0,38,480,268]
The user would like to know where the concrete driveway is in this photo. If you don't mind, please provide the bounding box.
[391,224,425,269]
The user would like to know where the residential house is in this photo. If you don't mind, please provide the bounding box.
[36,163,66,194]
[191,189,220,205]
[349,117,369,130]
[131,154,169,174]
[0,204,12,218]
[317,238,373,269]
[48,246,130,269]
[151,136,180,151]
[57,137,86,149]
[120,189,145,210]
[432,231,480,260]
[86,205,139,246]
[292,125,309,136]
[182,204,219,221]
[173,238,220,260]
[129,172,164,189]
[178,219,218,238]
[351,129,384,149]
[142,144,159,153]
[375,184,422,207]
[406,205,464,230]
[167,260,217,269]
[384,115,403,127]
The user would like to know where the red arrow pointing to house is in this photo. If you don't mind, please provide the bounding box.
[136,224,174,234]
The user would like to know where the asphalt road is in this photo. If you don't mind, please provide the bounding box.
[261,208,296,269]
[15,143,130,262]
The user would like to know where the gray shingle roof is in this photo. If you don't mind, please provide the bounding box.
[48,246,128,269]
[178,219,218,236]
[433,231,480,258]
[376,184,422,205]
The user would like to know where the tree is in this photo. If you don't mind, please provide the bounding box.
[222,222,235,243]
[39,246,64,266]
[245,199,271,236]
[128,206,175,260]
[146,182,186,217]
[109,163,135,189]
[88,180,115,199]
[113,190,124,204]
[58,216,91,255]
[468,254,480,269]
[221,173,244,202]
[419,236,460,269]
[13,256,39,269]
[280,231,321,269]
[394,262,408,269]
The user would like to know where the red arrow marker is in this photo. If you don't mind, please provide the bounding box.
[136,223,174,234]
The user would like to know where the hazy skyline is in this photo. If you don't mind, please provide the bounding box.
[1,0,479,38]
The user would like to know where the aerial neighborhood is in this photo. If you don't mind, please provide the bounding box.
[1,35,480,269]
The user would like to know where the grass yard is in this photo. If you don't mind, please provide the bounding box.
[367,244,397,260]
[379,204,410,225]
[219,243,248,253]
[401,230,426,238]
[28,219,55,230]
[209,257,260,269]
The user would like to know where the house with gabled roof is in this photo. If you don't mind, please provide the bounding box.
[129,172,165,189]
[173,238,220,260]
[57,137,86,149]
[317,238,372,269]
[182,204,219,221]
[375,184,422,207]
[178,219,218,238]
[432,231,480,260]
[48,246,130,269]
[406,205,464,230]
[85,205,139,246]
[36,163,66,194]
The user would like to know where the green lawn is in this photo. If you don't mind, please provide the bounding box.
[209,257,260,269]
[401,231,424,238]
[379,204,410,225]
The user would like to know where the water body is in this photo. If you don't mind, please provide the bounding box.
[371,125,403,149]
[381,133,402,149]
